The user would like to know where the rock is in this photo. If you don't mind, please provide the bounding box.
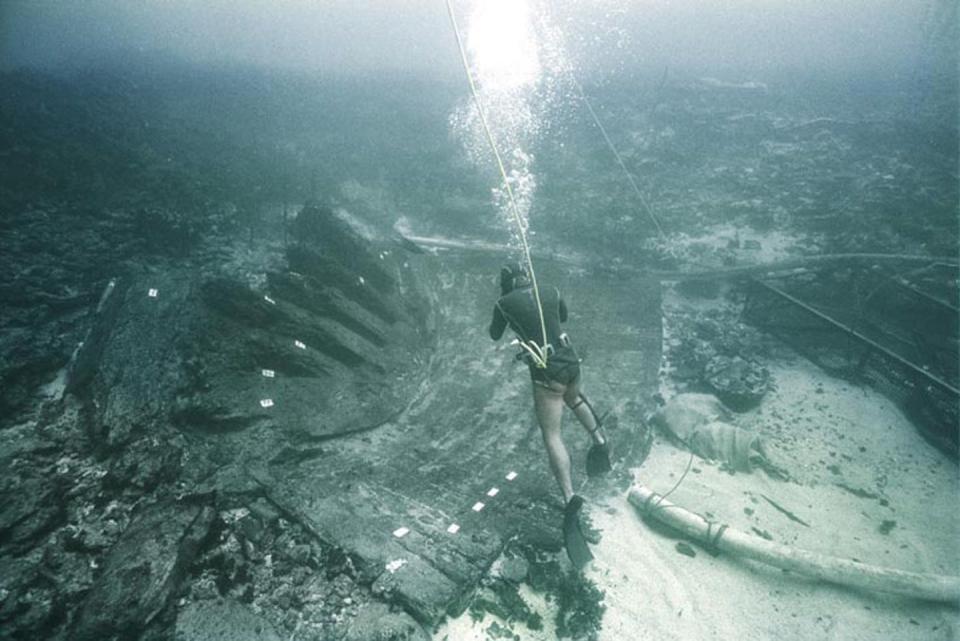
[190,574,219,602]
[343,601,430,641]
[237,513,265,546]
[499,557,529,584]
[703,355,771,411]
[247,499,280,528]
[0,474,66,555]
[63,512,124,554]
[688,420,768,472]
[71,498,215,641]
[288,544,313,566]
[676,542,697,557]
[105,437,182,490]
[0,550,49,637]
[6,585,55,635]
[174,598,283,641]
[651,393,730,441]
[41,541,97,604]
[652,395,771,472]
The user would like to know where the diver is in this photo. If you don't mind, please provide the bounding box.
[489,262,610,568]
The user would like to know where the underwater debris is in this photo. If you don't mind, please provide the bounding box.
[676,541,698,557]
[878,520,897,536]
[759,494,811,528]
[465,542,605,641]
[703,355,772,411]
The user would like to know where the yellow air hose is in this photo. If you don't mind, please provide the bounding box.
[444,0,549,368]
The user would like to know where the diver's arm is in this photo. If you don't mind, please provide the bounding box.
[489,304,507,340]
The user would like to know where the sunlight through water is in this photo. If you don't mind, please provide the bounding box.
[467,0,541,92]
[451,0,569,252]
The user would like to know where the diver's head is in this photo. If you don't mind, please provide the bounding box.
[500,262,531,295]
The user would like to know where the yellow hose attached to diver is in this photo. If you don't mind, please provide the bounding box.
[444,0,550,368]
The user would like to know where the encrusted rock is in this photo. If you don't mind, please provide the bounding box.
[703,355,771,411]
[343,601,430,641]
[0,474,66,555]
[174,598,283,641]
[71,498,215,640]
[499,557,529,584]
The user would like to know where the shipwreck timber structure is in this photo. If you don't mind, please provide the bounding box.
[741,261,958,456]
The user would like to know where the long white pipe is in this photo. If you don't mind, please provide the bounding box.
[629,484,960,603]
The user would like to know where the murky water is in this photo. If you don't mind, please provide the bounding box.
[0,1,957,640]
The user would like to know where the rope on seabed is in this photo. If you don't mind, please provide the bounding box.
[444,0,550,368]
[647,448,695,513]
[572,77,666,239]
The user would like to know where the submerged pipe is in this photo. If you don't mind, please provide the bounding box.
[629,484,960,603]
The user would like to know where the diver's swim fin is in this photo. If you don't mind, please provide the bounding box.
[586,442,611,477]
[563,495,593,570]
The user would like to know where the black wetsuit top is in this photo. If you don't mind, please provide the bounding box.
[490,285,581,384]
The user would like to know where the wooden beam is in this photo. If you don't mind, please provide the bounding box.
[649,254,958,281]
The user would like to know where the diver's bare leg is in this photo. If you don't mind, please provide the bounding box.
[564,379,605,445]
[534,382,575,503]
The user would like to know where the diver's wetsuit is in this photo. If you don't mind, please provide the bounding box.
[489,284,581,385]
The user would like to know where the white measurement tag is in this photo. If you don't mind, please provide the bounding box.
[264,295,276,305]
[487,487,499,498]
[261,369,275,378]
[472,502,485,512]
[446,523,460,534]
[294,340,306,350]
[505,471,518,481]
[147,288,158,298]
[259,399,274,408]
[392,527,410,538]
[385,559,407,573]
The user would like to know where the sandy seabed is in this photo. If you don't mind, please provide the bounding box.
[438,355,959,641]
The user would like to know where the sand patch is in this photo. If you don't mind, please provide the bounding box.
[595,358,958,641]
